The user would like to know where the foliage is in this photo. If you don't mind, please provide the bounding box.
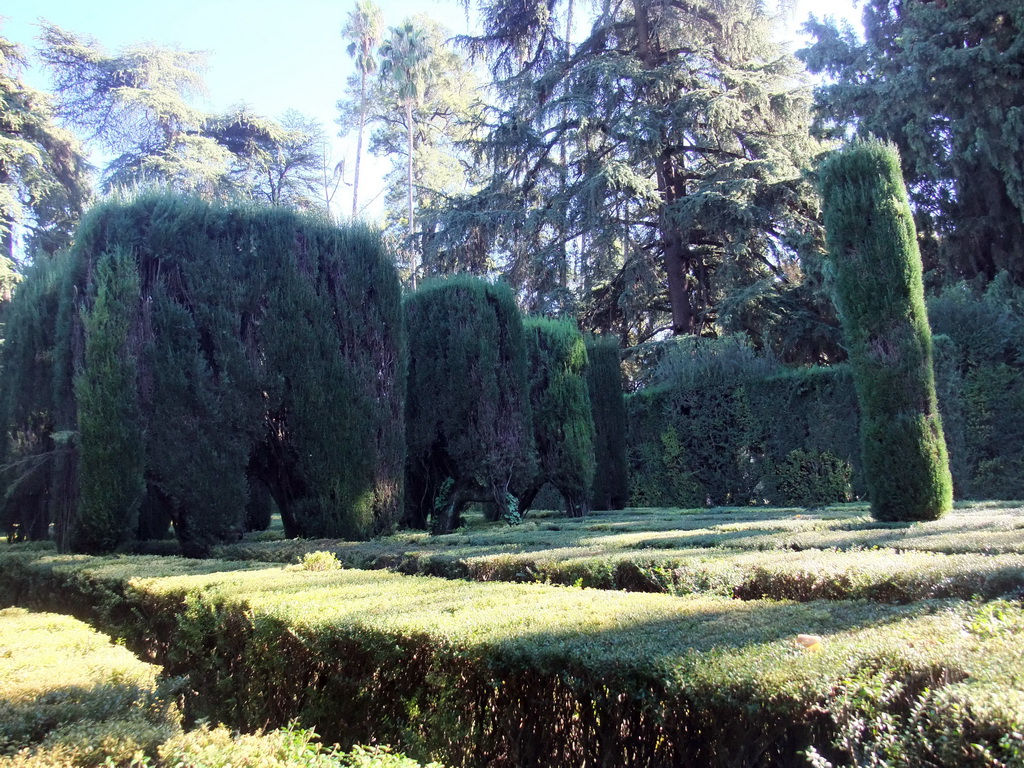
[820,141,953,522]
[220,503,1024,602]
[584,335,628,511]
[37,25,331,210]
[800,0,1024,288]
[73,247,145,554]
[1,195,405,555]
[0,607,179,763]
[294,550,343,572]
[208,107,335,212]
[0,34,89,266]
[339,16,484,281]
[341,0,385,219]
[0,252,80,544]
[3,541,1024,767]
[518,318,595,518]
[404,276,535,533]
[425,0,822,343]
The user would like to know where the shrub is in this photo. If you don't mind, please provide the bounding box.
[584,335,628,510]
[404,277,535,534]
[72,246,145,554]
[1,195,406,556]
[3,550,1023,767]
[519,318,596,518]
[820,141,953,521]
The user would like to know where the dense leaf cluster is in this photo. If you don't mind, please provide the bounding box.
[820,141,952,522]
[404,276,534,533]
[0,196,405,554]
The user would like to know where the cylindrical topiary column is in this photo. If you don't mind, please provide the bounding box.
[520,317,596,518]
[584,334,629,510]
[404,276,536,533]
[820,141,953,521]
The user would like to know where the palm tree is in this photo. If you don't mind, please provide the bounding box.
[379,22,430,288]
[342,0,384,220]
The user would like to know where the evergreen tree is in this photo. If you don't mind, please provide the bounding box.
[801,0,1024,287]
[427,0,821,343]
[404,276,535,533]
[820,141,953,522]
[208,108,331,211]
[0,33,89,270]
[39,23,233,196]
[2,195,406,555]
[585,334,629,510]
[519,317,595,517]
[73,246,145,553]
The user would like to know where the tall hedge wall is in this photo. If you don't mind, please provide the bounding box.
[404,276,535,533]
[519,318,595,518]
[627,298,1024,508]
[627,338,861,509]
[0,196,406,555]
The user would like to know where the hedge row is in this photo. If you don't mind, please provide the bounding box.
[628,313,1024,507]
[0,196,406,555]
[2,549,1022,767]
[216,505,1024,603]
[0,606,436,768]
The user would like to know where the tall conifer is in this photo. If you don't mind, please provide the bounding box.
[820,141,952,521]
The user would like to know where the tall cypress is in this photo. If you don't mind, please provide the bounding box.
[73,246,145,553]
[404,276,535,533]
[820,141,953,521]
[520,318,596,517]
[2,195,406,556]
[585,335,629,510]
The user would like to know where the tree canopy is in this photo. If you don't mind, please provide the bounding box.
[800,0,1024,287]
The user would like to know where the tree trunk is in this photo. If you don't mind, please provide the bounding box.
[351,70,367,219]
[407,99,417,289]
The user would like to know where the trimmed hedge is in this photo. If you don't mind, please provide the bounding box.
[1,549,1022,767]
[519,318,596,518]
[218,504,1024,603]
[628,328,1024,508]
[585,335,628,510]
[404,277,535,533]
[0,606,437,768]
[628,354,861,508]
[820,140,952,521]
[0,196,406,555]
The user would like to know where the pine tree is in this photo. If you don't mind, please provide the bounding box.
[820,141,953,522]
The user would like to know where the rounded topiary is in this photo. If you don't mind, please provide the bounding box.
[404,276,536,533]
[820,141,953,521]
[519,318,596,518]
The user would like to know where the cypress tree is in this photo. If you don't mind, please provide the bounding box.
[73,246,145,553]
[820,141,953,521]
[519,318,596,517]
[405,276,535,533]
[585,335,629,510]
[1,194,406,555]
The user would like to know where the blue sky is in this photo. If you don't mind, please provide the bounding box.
[3,0,859,220]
